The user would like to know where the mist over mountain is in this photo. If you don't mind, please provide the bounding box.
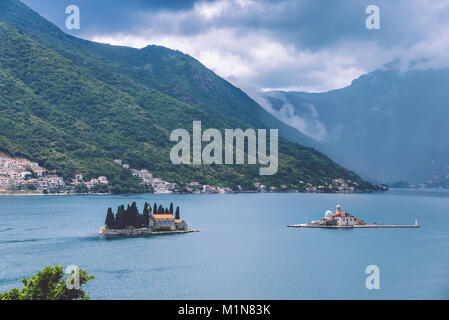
[0,0,375,192]
[264,63,449,186]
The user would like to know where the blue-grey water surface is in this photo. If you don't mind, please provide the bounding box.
[0,189,448,299]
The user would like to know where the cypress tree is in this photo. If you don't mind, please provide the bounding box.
[158,205,164,214]
[105,208,115,228]
[130,202,139,227]
[114,205,120,228]
[165,208,169,214]
[143,203,150,227]
[123,204,131,227]
[116,205,125,229]
[120,205,126,229]
[175,206,180,220]
[153,203,158,215]
[169,203,174,215]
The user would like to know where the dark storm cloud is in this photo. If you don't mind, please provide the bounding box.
[21,0,448,55]
[20,0,410,48]
[20,0,449,93]
[147,0,446,52]
[21,0,200,34]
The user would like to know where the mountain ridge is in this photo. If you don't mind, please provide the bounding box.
[0,0,376,193]
[264,65,449,186]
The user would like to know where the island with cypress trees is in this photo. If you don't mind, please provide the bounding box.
[99,202,196,236]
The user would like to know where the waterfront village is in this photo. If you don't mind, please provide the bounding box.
[0,153,379,195]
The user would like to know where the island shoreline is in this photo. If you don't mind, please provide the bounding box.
[99,227,199,237]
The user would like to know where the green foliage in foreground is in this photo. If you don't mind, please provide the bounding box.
[0,265,95,300]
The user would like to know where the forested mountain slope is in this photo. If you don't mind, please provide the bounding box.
[0,0,375,192]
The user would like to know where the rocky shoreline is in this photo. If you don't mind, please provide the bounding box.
[99,226,198,237]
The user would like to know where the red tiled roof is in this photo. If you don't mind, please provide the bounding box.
[152,214,175,220]
[333,212,354,217]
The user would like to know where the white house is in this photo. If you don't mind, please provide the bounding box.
[98,176,109,184]
[8,171,21,180]
[0,176,10,187]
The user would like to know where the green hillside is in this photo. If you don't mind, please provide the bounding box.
[0,0,376,193]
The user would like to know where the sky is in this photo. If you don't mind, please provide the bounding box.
[21,0,449,93]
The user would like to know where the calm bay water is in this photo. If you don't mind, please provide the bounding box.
[0,189,448,299]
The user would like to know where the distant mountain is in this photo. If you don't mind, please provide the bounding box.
[264,64,449,185]
[0,0,375,192]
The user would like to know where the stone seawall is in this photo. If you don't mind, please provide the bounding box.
[99,227,153,237]
[99,226,198,237]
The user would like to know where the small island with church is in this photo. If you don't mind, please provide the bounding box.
[288,205,419,229]
[99,202,197,237]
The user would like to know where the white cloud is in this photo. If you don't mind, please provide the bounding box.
[195,0,231,20]
[91,29,379,93]
[89,0,449,93]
